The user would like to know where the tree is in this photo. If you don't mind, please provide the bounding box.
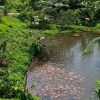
[0,0,7,5]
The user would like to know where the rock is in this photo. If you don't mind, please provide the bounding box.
[74,33,80,37]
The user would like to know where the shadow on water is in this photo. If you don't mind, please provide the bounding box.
[26,32,100,100]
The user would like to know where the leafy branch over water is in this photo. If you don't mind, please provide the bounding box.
[84,37,100,99]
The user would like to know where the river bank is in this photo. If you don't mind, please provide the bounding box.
[0,16,100,100]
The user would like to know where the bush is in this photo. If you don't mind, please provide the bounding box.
[94,80,100,99]
[0,16,39,99]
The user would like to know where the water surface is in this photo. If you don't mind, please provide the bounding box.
[26,32,100,100]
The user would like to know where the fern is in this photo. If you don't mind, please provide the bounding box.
[84,37,100,52]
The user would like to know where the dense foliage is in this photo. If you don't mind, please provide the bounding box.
[0,0,100,100]
[0,16,39,100]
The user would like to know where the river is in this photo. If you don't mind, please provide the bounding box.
[26,32,100,100]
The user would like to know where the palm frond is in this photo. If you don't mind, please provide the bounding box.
[84,37,100,52]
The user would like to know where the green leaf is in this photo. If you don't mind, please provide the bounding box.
[84,37,100,52]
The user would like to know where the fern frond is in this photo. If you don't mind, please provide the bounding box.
[84,37,100,52]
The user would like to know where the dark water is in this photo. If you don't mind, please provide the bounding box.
[26,32,100,100]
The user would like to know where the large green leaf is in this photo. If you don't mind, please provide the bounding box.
[84,37,100,52]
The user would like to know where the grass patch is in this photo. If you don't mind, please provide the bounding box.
[41,29,59,35]
[92,23,100,33]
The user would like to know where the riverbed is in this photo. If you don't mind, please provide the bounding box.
[26,32,100,100]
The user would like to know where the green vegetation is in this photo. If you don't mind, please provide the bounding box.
[0,16,39,100]
[0,0,100,100]
[94,80,100,99]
